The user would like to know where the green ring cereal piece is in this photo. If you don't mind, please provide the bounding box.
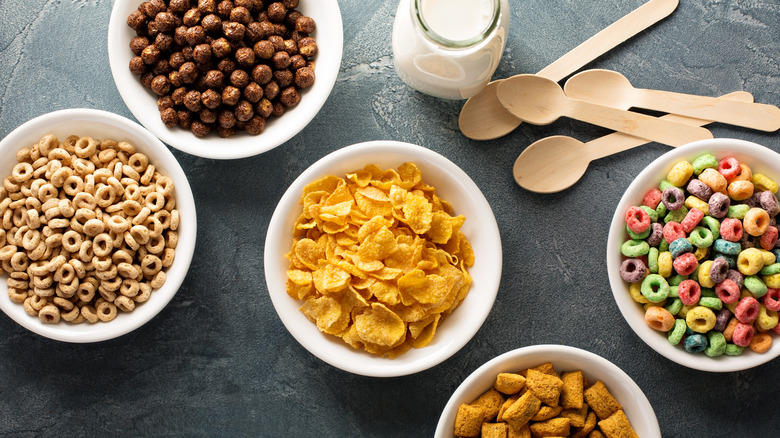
[759,262,780,276]
[669,285,679,298]
[655,201,668,219]
[659,179,676,191]
[701,287,716,298]
[725,344,745,356]
[665,206,688,224]
[648,247,659,273]
[692,153,718,175]
[744,275,768,298]
[689,226,714,248]
[704,331,727,357]
[659,239,669,252]
[665,298,683,316]
[668,318,687,345]
[668,274,688,286]
[699,296,722,311]
[700,216,721,240]
[640,205,658,223]
[626,223,651,240]
[641,274,670,303]
[727,204,750,219]
[621,239,650,257]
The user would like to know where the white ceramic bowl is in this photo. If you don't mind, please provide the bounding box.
[434,345,661,438]
[607,138,780,372]
[0,108,197,342]
[264,141,502,377]
[107,0,343,160]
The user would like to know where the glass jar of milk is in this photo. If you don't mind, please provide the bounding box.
[392,0,510,100]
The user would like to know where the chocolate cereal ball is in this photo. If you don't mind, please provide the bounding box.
[222,86,241,106]
[129,57,146,75]
[234,100,254,122]
[273,69,293,87]
[169,0,190,13]
[201,14,222,33]
[253,40,274,59]
[279,86,300,107]
[155,12,177,32]
[229,6,251,24]
[235,47,255,67]
[230,69,250,88]
[204,70,225,88]
[295,16,315,34]
[190,120,211,137]
[255,98,273,118]
[201,88,222,109]
[222,21,245,41]
[160,107,178,127]
[218,109,236,128]
[244,115,266,135]
[130,36,150,55]
[267,2,286,22]
[243,82,263,102]
[141,44,162,64]
[251,64,273,84]
[184,90,203,112]
[294,66,314,89]
[198,0,217,14]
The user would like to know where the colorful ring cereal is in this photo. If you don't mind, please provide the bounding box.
[620,152,780,359]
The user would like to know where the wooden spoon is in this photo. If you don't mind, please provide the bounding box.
[458,0,679,140]
[496,74,713,147]
[564,69,780,132]
[513,91,754,193]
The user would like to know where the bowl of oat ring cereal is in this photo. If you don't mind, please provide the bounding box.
[107,0,343,160]
[0,108,197,342]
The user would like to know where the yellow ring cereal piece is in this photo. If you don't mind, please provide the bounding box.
[658,251,673,278]
[699,168,727,193]
[737,248,765,276]
[694,246,708,261]
[629,282,650,304]
[667,160,694,187]
[684,196,709,215]
[753,173,778,193]
[677,304,695,318]
[755,306,779,331]
[743,207,770,236]
[759,249,777,266]
[727,180,754,201]
[697,260,716,288]
[763,273,780,289]
[686,306,717,333]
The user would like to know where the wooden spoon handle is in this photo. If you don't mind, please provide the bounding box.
[567,99,713,147]
[635,89,780,132]
[584,91,754,161]
[537,0,679,82]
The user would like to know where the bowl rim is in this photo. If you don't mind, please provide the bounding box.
[0,108,197,343]
[433,344,661,438]
[264,140,502,377]
[607,138,780,372]
[106,0,344,160]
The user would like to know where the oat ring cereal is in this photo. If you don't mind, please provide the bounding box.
[1,134,180,324]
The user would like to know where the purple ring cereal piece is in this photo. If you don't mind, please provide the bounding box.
[620,258,646,283]
[715,279,741,304]
[662,187,685,210]
[709,257,730,284]
[760,191,780,217]
[734,296,760,324]
[708,192,730,218]
[687,179,713,200]
[745,192,762,209]
[646,222,664,247]
[732,322,755,347]
[713,308,732,332]
[726,269,744,288]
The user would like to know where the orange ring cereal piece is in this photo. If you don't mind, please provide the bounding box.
[743,207,770,236]
[727,180,754,201]
[644,306,675,331]
[748,332,773,353]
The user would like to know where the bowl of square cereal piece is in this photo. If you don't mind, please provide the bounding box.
[435,345,661,438]
[264,141,502,377]
[107,0,343,159]
[0,108,196,342]
[608,138,780,372]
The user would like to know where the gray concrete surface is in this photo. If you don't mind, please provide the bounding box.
[0,0,778,436]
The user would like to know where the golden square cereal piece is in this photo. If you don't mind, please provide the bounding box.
[597,410,638,438]
[571,411,598,438]
[481,422,508,438]
[530,405,563,422]
[560,404,589,428]
[528,417,570,438]
[494,373,527,395]
[497,394,520,422]
[530,362,559,377]
[470,388,506,422]
[526,369,564,407]
[587,430,606,438]
[507,423,531,438]
[583,381,622,420]
[502,390,542,429]
[561,370,584,409]
[454,403,486,438]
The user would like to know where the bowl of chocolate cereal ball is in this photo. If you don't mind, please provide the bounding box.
[0,108,197,342]
[108,0,343,160]
[264,141,502,377]
[607,138,780,372]
[434,345,661,438]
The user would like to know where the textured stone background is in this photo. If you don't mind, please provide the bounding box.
[0,0,778,436]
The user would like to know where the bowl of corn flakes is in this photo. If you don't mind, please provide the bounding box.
[107,0,343,159]
[264,140,502,377]
[435,345,661,438]
[607,139,780,372]
[0,108,197,342]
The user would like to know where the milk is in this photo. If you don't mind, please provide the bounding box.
[392,0,510,100]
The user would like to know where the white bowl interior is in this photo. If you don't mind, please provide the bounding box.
[107,0,344,160]
[264,141,502,377]
[0,108,197,342]
[434,345,661,438]
[607,138,780,372]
